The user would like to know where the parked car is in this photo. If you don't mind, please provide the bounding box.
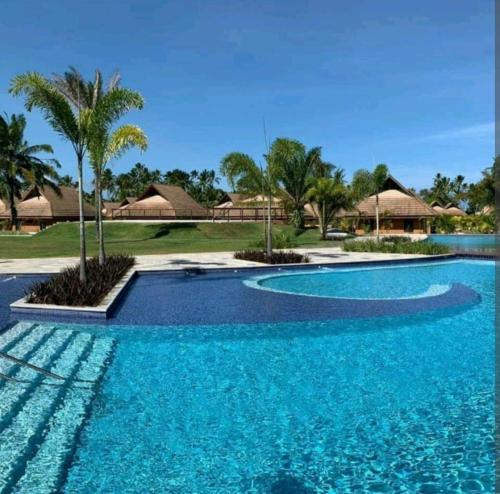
[325,228,354,240]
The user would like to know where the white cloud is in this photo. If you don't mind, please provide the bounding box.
[418,122,494,142]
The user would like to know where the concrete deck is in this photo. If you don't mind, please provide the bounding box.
[0,247,430,275]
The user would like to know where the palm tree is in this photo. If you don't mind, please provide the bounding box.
[53,68,144,255]
[269,138,321,230]
[372,163,389,240]
[89,124,147,264]
[10,71,93,281]
[0,113,60,230]
[100,168,116,200]
[350,164,388,239]
[307,172,353,240]
[220,151,277,256]
[57,174,77,187]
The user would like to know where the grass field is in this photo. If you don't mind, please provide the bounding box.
[0,222,330,258]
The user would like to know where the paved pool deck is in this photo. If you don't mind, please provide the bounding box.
[0,247,430,274]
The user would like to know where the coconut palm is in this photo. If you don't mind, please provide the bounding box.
[10,71,93,281]
[372,163,389,240]
[89,124,147,264]
[53,68,144,253]
[220,151,278,256]
[350,164,388,239]
[269,138,321,230]
[307,172,353,240]
[0,113,60,230]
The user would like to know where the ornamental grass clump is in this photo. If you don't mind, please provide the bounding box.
[26,255,135,306]
[342,239,450,255]
[234,249,309,264]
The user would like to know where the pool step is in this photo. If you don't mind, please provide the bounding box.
[14,338,116,494]
[0,325,116,494]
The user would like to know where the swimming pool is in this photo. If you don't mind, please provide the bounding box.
[0,259,495,493]
[428,234,497,255]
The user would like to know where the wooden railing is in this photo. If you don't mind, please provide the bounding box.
[111,207,289,221]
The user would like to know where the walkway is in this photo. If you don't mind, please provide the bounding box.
[0,247,429,274]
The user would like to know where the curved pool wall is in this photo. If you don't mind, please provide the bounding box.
[1,258,482,327]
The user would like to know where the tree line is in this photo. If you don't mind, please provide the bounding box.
[1,64,497,282]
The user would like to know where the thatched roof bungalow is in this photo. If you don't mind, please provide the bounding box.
[113,184,208,219]
[102,197,138,218]
[340,176,436,234]
[430,201,466,216]
[0,185,95,232]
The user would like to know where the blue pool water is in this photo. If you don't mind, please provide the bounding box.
[248,262,462,299]
[55,259,494,493]
[428,234,497,254]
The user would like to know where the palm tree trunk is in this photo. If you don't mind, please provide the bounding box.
[375,193,380,240]
[97,175,106,265]
[77,154,87,283]
[266,188,272,257]
[94,186,100,241]
[8,179,18,231]
[321,201,326,240]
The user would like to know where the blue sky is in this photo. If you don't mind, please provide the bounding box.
[0,0,494,191]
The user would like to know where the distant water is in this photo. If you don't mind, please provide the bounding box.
[428,234,497,255]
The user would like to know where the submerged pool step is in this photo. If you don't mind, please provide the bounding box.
[13,337,115,494]
[0,329,75,432]
[0,322,37,353]
[0,332,94,493]
[0,325,55,380]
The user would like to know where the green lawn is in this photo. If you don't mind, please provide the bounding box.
[0,222,332,258]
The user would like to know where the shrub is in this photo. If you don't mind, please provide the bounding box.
[250,232,298,249]
[342,239,450,255]
[26,255,135,306]
[234,249,309,264]
[380,235,411,244]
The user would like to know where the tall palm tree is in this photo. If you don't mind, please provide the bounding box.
[269,138,321,230]
[0,113,60,230]
[372,163,389,240]
[220,151,278,256]
[53,68,144,251]
[349,164,388,239]
[10,71,92,281]
[89,124,147,264]
[307,173,353,240]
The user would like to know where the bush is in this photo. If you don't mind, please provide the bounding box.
[26,255,135,306]
[234,249,309,264]
[249,232,298,249]
[380,235,411,244]
[342,239,450,255]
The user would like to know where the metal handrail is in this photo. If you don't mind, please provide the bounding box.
[0,351,66,381]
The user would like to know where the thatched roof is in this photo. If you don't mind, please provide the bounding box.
[431,201,466,216]
[0,198,7,214]
[340,176,436,218]
[102,201,121,217]
[0,186,95,219]
[126,184,206,214]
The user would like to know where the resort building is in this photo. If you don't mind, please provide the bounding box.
[340,176,436,234]
[430,201,466,216]
[102,197,138,218]
[0,185,95,232]
[214,193,288,221]
[0,197,7,215]
[112,184,208,219]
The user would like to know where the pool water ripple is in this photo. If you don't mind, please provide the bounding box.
[16,259,493,493]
